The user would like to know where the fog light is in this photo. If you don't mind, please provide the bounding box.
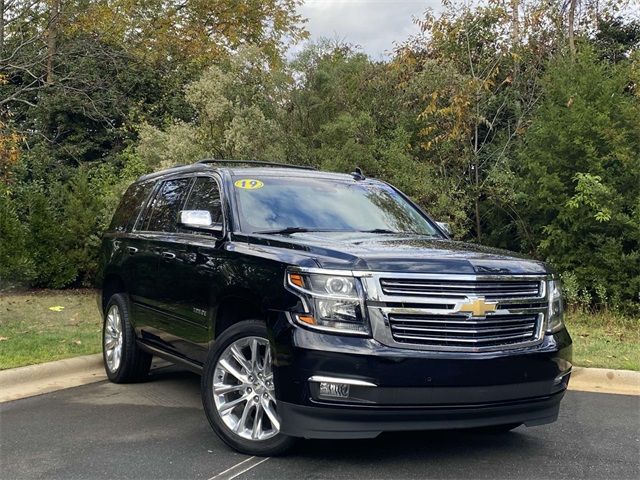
[309,375,377,402]
[319,382,350,399]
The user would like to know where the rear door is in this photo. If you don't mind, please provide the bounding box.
[111,180,158,323]
[102,180,155,318]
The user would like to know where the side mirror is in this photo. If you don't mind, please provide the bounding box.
[179,210,222,235]
[436,221,452,236]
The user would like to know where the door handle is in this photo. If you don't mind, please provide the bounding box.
[162,251,176,260]
[126,246,138,254]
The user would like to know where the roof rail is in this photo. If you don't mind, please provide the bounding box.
[351,167,366,181]
[197,159,316,171]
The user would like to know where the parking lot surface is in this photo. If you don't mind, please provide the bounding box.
[1,367,638,480]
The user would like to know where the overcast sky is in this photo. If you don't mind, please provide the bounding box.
[296,0,444,59]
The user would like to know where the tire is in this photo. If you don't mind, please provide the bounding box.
[201,320,296,456]
[102,293,152,383]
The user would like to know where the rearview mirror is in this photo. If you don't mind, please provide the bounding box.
[179,210,222,235]
[436,221,452,236]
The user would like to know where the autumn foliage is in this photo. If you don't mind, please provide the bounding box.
[0,0,638,312]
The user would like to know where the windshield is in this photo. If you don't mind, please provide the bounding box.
[231,175,439,236]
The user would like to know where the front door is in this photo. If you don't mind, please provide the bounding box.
[132,176,193,352]
[154,175,226,363]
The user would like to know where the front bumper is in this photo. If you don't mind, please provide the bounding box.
[268,312,572,439]
[279,391,565,439]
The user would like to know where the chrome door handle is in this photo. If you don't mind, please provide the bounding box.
[126,246,138,254]
[162,251,176,260]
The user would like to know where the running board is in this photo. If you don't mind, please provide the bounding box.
[137,341,204,374]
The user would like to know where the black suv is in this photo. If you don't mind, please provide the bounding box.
[98,160,572,455]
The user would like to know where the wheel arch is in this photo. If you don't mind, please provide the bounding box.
[101,273,127,313]
[214,292,263,340]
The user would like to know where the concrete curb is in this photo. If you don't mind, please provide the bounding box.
[1,355,639,403]
[0,354,106,403]
[568,366,640,396]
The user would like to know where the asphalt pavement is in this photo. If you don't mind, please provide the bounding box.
[1,367,638,480]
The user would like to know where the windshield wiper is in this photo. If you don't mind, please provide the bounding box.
[256,227,316,235]
[356,229,400,234]
[256,227,435,236]
[356,229,439,236]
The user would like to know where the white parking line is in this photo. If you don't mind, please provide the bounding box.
[208,456,270,480]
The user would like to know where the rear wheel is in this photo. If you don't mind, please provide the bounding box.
[201,320,295,456]
[102,293,152,383]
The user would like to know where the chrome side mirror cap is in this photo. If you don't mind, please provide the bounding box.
[179,210,222,236]
[436,221,452,236]
[180,210,212,227]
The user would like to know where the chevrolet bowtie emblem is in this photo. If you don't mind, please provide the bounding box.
[457,297,498,317]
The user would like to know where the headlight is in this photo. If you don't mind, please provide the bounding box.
[547,279,565,333]
[286,271,369,335]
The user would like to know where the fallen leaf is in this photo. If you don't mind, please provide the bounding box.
[49,306,65,312]
[73,340,82,345]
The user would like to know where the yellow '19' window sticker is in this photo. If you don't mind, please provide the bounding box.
[234,179,264,190]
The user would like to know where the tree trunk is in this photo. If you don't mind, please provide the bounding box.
[568,0,577,59]
[474,115,481,242]
[46,0,60,84]
[1,0,5,60]
[510,0,519,47]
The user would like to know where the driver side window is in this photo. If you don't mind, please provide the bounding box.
[183,177,223,226]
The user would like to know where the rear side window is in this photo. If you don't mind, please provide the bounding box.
[109,182,154,232]
[142,178,192,232]
[183,177,223,225]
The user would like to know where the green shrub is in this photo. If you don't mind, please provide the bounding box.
[0,149,149,289]
[0,191,35,288]
[516,48,640,312]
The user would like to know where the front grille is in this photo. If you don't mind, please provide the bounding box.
[370,274,549,351]
[388,313,541,349]
[379,278,542,300]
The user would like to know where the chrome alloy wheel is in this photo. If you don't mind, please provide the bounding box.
[104,305,123,372]
[212,336,280,441]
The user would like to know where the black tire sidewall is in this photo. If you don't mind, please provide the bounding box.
[201,320,295,456]
[102,293,150,383]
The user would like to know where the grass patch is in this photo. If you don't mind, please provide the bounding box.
[0,290,638,371]
[0,290,102,370]
[565,309,639,371]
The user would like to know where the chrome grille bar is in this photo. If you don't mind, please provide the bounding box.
[388,313,540,348]
[392,332,534,344]
[380,278,542,300]
[386,315,540,325]
[391,324,536,334]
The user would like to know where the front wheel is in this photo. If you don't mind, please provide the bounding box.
[201,320,295,456]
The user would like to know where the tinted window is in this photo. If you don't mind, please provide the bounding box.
[232,176,439,236]
[144,178,192,232]
[109,182,154,232]
[183,177,223,224]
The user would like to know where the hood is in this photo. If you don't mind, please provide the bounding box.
[245,232,548,275]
